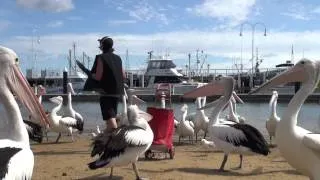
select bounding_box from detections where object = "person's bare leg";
[105,118,117,132]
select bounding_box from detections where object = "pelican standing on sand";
[250,59,320,179]
[184,76,269,171]
[48,96,84,143]
[0,46,50,179]
[63,82,84,124]
[266,90,280,144]
[194,97,209,142]
[88,105,154,180]
[176,104,195,143]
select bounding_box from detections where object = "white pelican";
[225,91,245,123]
[48,96,84,143]
[250,59,320,179]
[63,82,84,126]
[266,90,280,144]
[117,88,146,126]
[184,76,269,171]
[176,104,195,143]
[25,84,49,141]
[88,105,154,180]
[0,46,50,179]
[194,97,209,142]
[36,84,46,104]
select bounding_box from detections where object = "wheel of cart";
[144,106,175,160]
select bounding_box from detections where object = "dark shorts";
[99,96,119,120]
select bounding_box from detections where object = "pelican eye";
[300,61,305,65]
[15,58,19,64]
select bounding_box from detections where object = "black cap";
[98,36,113,50]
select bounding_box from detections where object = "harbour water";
[30,101,320,137]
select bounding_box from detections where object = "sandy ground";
[30,133,309,180]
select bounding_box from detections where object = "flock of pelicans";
[0,45,320,180]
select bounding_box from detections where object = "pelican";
[194,97,209,142]
[88,105,154,180]
[176,104,194,143]
[184,76,269,171]
[63,82,84,126]
[225,91,245,123]
[48,96,84,143]
[25,84,49,141]
[266,90,280,144]
[117,88,146,126]
[23,120,43,143]
[0,46,50,179]
[250,59,320,179]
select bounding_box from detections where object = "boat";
[130,53,206,95]
[26,68,87,94]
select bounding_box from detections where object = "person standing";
[81,36,125,131]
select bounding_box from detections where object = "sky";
[2,0,320,75]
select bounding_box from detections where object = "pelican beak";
[232,91,244,104]
[199,96,224,110]
[68,83,76,95]
[249,65,306,94]
[131,95,145,105]
[138,110,153,122]
[183,81,224,98]
[10,65,50,127]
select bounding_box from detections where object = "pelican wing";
[60,117,84,131]
[213,123,269,155]
[303,133,320,152]
[23,120,43,143]
[90,125,150,158]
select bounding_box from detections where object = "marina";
[3,0,320,179]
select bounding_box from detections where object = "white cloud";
[47,20,64,28]
[0,20,10,31]
[187,0,256,26]
[16,0,74,12]
[281,12,310,20]
[3,30,320,72]
[107,20,137,26]
[110,0,170,25]
[281,3,310,20]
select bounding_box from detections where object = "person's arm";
[122,68,126,79]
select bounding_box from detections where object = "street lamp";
[239,22,267,89]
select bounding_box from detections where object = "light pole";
[239,22,267,89]
[31,27,40,77]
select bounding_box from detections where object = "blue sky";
[2,0,320,74]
